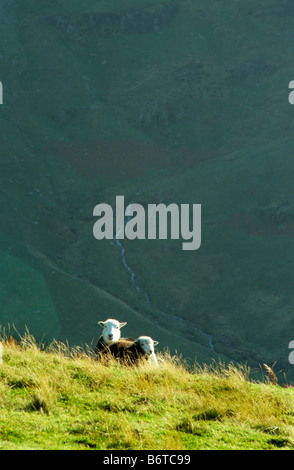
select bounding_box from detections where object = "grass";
[0,333,294,450]
[2,0,294,382]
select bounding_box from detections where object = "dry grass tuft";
[263,363,278,386]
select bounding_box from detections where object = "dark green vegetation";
[1,1,294,382]
[1,337,294,450]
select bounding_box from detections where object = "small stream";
[114,236,140,293]
[114,200,214,351]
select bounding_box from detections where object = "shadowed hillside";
[1,1,294,381]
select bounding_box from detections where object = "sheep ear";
[119,322,127,329]
[98,321,105,328]
[153,341,159,346]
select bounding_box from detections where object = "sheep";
[94,318,128,357]
[107,336,159,366]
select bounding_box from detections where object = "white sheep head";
[135,336,159,357]
[98,318,127,344]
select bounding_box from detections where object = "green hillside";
[1,1,294,382]
[0,337,294,450]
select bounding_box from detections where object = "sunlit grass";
[0,332,293,450]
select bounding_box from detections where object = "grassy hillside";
[1,0,294,385]
[0,335,294,450]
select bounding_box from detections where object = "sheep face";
[98,318,127,345]
[135,336,159,357]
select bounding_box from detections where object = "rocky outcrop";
[47,2,179,37]
[139,91,187,129]
[138,61,206,129]
[87,2,179,35]
[251,199,294,225]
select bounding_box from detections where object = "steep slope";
[1,0,294,380]
[1,340,294,450]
